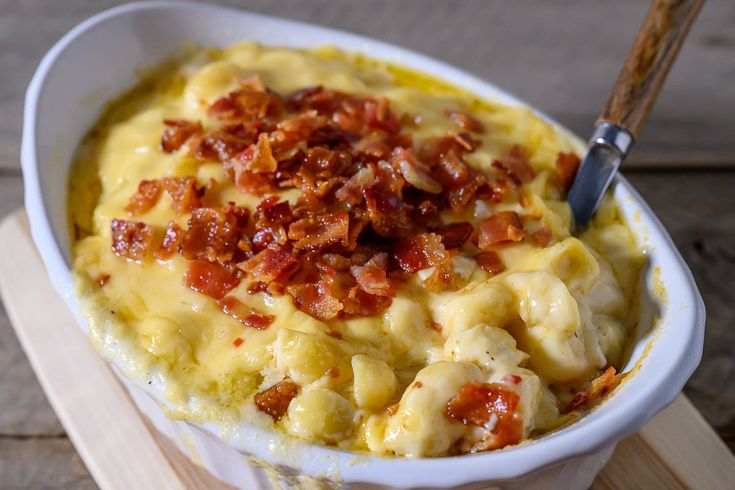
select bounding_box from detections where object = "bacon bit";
[326,330,343,339]
[435,150,470,187]
[161,176,202,215]
[288,212,349,252]
[161,119,202,153]
[239,73,267,92]
[326,367,340,379]
[350,264,396,297]
[184,259,240,300]
[277,111,326,138]
[429,322,443,332]
[445,109,485,134]
[474,251,505,275]
[503,374,523,385]
[155,221,183,260]
[111,219,154,261]
[556,152,581,193]
[96,273,110,287]
[413,381,424,389]
[180,207,244,263]
[446,380,524,452]
[531,226,552,247]
[288,281,344,321]
[492,146,535,184]
[394,233,451,274]
[233,337,244,347]
[239,245,298,284]
[565,367,622,413]
[125,180,161,215]
[254,380,299,420]
[194,124,255,162]
[364,187,414,239]
[477,212,525,249]
[208,88,283,122]
[386,403,399,416]
[436,222,473,249]
[392,147,442,194]
[341,286,392,317]
[244,133,278,173]
[335,164,376,205]
[218,296,274,329]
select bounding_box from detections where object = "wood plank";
[0,438,97,489]
[2,0,734,171]
[0,213,203,490]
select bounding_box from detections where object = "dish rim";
[21,2,705,487]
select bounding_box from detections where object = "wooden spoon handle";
[597,0,705,138]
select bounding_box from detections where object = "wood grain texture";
[2,0,735,170]
[597,0,705,137]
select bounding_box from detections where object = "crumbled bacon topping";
[565,367,622,413]
[555,152,581,193]
[531,226,552,247]
[155,221,184,260]
[109,80,576,322]
[184,259,240,300]
[111,219,154,261]
[492,145,535,185]
[445,109,485,134]
[446,380,524,452]
[125,180,161,215]
[478,212,525,249]
[254,379,299,420]
[161,119,202,153]
[218,296,274,329]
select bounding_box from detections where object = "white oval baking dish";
[21,2,705,489]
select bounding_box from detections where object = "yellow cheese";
[69,42,643,457]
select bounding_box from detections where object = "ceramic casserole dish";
[21,2,705,489]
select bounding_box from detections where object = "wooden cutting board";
[1,209,733,489]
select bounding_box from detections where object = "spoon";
[568,0,705,228]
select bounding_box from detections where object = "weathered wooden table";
[1,1,733,487]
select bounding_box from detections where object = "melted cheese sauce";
[69,43,644,457]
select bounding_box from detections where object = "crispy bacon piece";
[288,212,349,252]
[446,380,524,452]
[251,197,293,249]
[436,222,473,249]
[477,212,525,250]
[492,146,535,185]
[445,109,485,134]
[233,337,244,347]
[161,119,202,153]
[96,273,110,287]
[341,286,393,317]
[238,245,298,284]
[111,219,154,261]
[393,147,441,194]
[161,176,202,215]
[242,133,278,173]
[288,281,344,320]
[194,124,256,162]
[218,296,274,329]
[154,221,183,260]
[208,87,283,122]
[350,263,396,297]
[254,380,299,420]
[556,152,581,193]
[125,180,161,215]
[394,233,451,274]
[531,226,552,247]
[277,111,326,139]
[474,251,505,275]
[184,259,240,300]
[565,367,622,413]
[364,187,414,239]
[335,164,376,205]
[180,207,245,263]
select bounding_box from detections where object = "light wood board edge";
[2,208,734,489]
[0,211,236,490]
